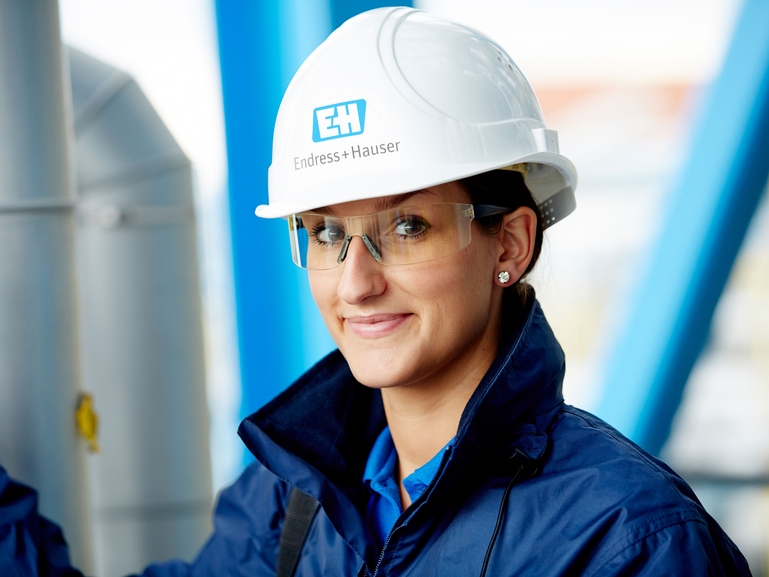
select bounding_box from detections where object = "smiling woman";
[0,5,753,577]
[220,8,748,576]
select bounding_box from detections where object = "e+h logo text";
[312,99,366,142]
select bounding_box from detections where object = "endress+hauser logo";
[312,99,366,142]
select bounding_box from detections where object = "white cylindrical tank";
[69,47,212,577]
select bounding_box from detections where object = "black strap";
[276,488,320,577]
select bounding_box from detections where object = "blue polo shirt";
[363,426,453,546]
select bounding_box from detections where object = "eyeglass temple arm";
[472,204,511,219]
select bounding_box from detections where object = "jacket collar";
[238,295,565,562]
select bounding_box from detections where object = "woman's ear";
[496,207,537,286]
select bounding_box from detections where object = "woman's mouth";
[344,313,412,338]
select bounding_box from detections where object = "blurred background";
[1,0,767,575]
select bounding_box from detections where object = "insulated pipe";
[69,48,212,577]
[0,0,92,571]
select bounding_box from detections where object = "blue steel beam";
[596,0,769,455]
[215,0,410,425]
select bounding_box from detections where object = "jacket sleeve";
[130,461,290,577]
[0,466,84,577]
[588,519,752,577]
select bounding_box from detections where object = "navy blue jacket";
[1,300,752,576]
[137,299,749,576]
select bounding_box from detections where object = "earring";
[497,271,511,284]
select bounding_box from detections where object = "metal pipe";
[0,0,92,571]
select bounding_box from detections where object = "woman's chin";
[348,364,404,389]
[344,352,415,390]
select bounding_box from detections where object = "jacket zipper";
[369,524,397,577]
[368,446,455,576]
[367,451,532,577]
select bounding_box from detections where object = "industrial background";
[0,0,767,575]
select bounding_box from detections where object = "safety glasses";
[288,203,509,270]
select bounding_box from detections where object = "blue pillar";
[330,0,409,28]
[215,0,332,421]
[215,0,412,427]
[596,0,769,455]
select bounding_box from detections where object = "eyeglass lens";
[288,203,507,270]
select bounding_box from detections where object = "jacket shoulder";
[0,466,84,577]
[537,406,751,575]
[549,405,699,504]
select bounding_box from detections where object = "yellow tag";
[75,393,99,452]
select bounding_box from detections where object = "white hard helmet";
[256,7,577,229]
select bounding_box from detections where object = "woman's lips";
[345,313,411,338]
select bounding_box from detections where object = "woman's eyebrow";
[312,190,436,216]
[373,190,434,211]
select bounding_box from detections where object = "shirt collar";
[363,426,398,492]
[364,426,455,504]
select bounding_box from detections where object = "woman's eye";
[312,224,345,244]
[394,216,429,237]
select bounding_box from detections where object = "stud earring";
[497,271,511,284]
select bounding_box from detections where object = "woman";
[0,7,751,577]
[167,8,748,576]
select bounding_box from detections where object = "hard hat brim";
[255,151,577,219]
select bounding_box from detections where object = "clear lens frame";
[288,203,508,270]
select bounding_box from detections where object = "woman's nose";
[336,236,386,304]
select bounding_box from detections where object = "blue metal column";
[596,0,769,455]
[215,0,411,424]
[214,0,330,421]
[330,0,409,27]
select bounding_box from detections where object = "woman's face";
[308,181,506,391]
